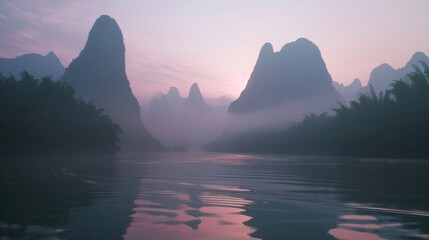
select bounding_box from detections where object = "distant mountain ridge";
[366,51,429,93]
[144,87,184,148]
[334,51,429,102]
[333,78,363,102]
[0,51,64,80]
[144,83,222,150]
[62,15,163,152]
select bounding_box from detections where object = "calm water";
[1,153,429,240]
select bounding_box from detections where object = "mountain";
[62,15,163,152]
[166,86,186,120]
[146,95,172,126]
[143,87,186,148]
[229,38,343,114]
[185,83,211,114]
[183,83,218,150]
[333,52,429,103]
[333,78,363,102]
[366,63,396,93]
[144,83,222,150]
[223,39,343,135]
[367,52,429,92]
[0,51,64,80]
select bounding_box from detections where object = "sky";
[0,0,428,105]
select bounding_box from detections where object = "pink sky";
[1,0,428,104]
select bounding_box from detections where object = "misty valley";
[1,13,429,240]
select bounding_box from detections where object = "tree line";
[206,63,429,159]
[0,72,121,156]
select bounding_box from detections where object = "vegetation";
[0,72,121,156]
[206,63,429,159]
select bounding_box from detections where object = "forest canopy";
[0,72,121,156]
[205,63,429,159]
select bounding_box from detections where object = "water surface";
[1,153,429,239]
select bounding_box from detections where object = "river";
[1,153,428,239]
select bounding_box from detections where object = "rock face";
[62,15,163,152]
[229,38,343,114]
[367,52,429,92]
[0,52,64,80]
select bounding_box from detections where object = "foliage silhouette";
[0,72,121,156]
[206,65,429,159]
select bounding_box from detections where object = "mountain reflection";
[123,153,429,240]
[124,156,256,240]
[1,154,428,240]
[0,156,118,239]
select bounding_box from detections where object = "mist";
[142,84,228,150]
[221,93,342,138]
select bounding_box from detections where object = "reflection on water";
[330,213,400,240]
[123,154,256,240]
[0,156,120,239]
[329,204,429,240]
[1,153,429,239]
[329,228,385,240]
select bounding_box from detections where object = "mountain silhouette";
[333,51,429,102]
[185,83,211,113]
[144,83,221,150]
[366,51,429,92]
[0,51,64,80]
[183,83,217,149]
[229,38,343,114]
[62,15,163,152]
[166,86,186,120]
[147,95,172,125]
[166,86,182,100]
[333,78,363,102]
[143,87,184,148]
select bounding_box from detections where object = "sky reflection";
[124,181,256,240]
[330,211,429,240]
[2,154,429,239]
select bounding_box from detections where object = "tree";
[0,72,121,156]
[205,64,429,159]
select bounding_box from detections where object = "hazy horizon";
[1,0,429,105]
